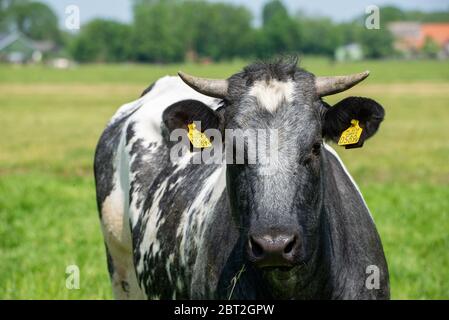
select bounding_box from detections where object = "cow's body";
[95,72,389,299]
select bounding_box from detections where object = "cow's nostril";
[283,236,296,255]
[248,233,300,268]
[249,236,264,258]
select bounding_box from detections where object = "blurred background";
[1,0,449,63]
[0,0,448,299]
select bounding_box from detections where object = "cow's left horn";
[315,71,370,97]
[178,71,228,99]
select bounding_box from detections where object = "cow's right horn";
[178,71,228,99]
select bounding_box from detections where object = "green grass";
[0,174,110,299]
[0,58,448,299]
[1,57,448,84]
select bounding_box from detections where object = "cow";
[94,57,389,300]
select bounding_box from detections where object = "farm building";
[388,22,449,58]
[0,31,55,63]
[334,43,364,62]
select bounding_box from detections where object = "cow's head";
[166,58,384,291]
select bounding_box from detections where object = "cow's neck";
[317,151,369,298]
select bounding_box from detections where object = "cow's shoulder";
[323,144,389,295]
[323,143,372,219]
[124,76,221,147]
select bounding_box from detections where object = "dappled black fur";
[242,56,299,85]
[105,245,114,278]
[322,97,385,148]
[131,144,224,298]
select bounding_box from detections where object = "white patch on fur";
[177,277,184,292]
[166,253,175,283]
[110,99,142,125]
[135,179,169,276]
[323,143,374,223]
[101,134,144,299]
[130,76,220,147]
[249,79,295,113]
[101,180,127,250]
[109,76,221,153]
[177,165,226,267]
[126,145,161,227]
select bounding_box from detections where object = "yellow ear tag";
[338,119,363,146]
[187,123,212,149]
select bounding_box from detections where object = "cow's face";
[224,64,324,270]
[168,58,384,291]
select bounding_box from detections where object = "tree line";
[71,0,398,62]
[1,0,449,63]
[1,0,61,44]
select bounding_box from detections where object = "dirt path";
[0,82,448,97]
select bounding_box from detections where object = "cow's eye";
[312,142,321,156]
[302,142,321,166]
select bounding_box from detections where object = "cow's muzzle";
[247,232,300,269]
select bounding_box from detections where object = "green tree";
[422,37,440,58]
[132,0,184,62]
[295,14,342,56]
[262,0,288,26]
[378,6,407,26]
[0,0,22,32]
[418,10,449,22]
[257,0,300,58]
[131,0,253,62]
[8,1,61,43]
[380,5,449,24]
[358,27,394,59]
[331,8,396,59]
[189,2,253,60]
[71,19,132,63]
[0,0,8,32]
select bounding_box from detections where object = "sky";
[39,0,449,29]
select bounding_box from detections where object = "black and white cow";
[94,58,389,300]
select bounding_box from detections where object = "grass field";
[0,57,448,299]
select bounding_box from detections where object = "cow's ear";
[322,97,385,148]
[162,99,223,133]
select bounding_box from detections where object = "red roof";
[419,23,449,47]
